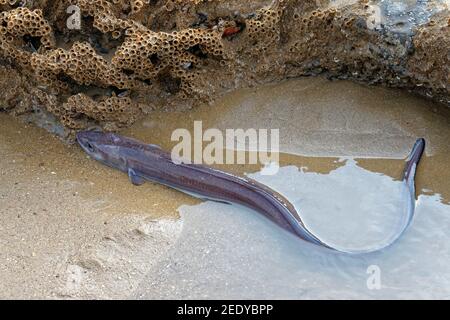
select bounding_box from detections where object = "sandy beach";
[1,77,449,299]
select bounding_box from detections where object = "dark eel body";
[77,131,425,254]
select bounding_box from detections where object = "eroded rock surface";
[0,0,448,135]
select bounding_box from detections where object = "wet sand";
[0,77,449,299]
[0,117,188,298]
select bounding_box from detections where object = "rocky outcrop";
[0,0,448,135]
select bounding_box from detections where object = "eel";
[77,131,425,254]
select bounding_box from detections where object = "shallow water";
[1,77,449,298]
[128,77,450,299]
[134,189,449,299]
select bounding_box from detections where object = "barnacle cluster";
[244,5,283,54]
[0,6,54,68]
[0,0,448,134]
[58,93,140,129]
[30,42,140,91]
[111,27,226,98]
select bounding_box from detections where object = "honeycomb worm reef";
[0,0,448,135]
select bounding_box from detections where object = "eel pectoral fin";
[128,168,146,186]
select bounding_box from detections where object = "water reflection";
[251,159,406,250]
[127,77,450,299]
[134,161,450,299]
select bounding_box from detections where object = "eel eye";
[86,142,95,152]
